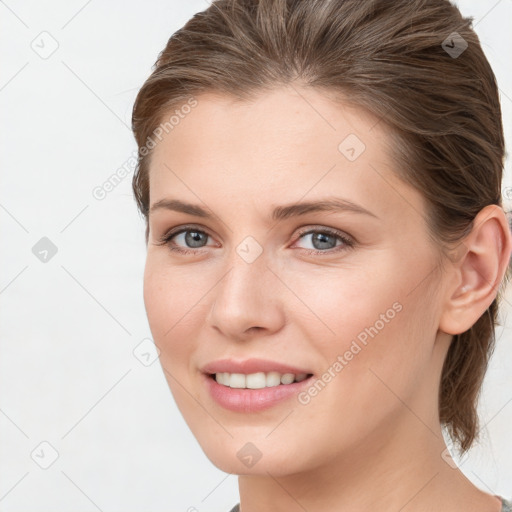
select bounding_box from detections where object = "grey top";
[228,496,512,512]
[502,497,512,512]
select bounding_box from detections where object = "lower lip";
[202,373,314,412]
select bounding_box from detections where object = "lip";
[200,358,313,376]
[202,372,315,413]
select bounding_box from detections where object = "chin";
[196,434,306,476]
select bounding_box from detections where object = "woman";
[131,1,512,510]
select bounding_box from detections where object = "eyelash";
[155,224,355,256]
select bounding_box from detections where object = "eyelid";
[293,225,354,243]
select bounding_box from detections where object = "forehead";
[152,87,384,157]
[147,86,425,225]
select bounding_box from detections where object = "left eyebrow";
[149,197,379,221]
[270,198,379,221]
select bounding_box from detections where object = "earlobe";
[438,204,512,336]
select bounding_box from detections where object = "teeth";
[214,371,310,389]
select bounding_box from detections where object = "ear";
[438,205,512,336]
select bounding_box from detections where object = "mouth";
[206,371,315,389]
[203,371,316,412]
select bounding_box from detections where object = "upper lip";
[201,358,313,375]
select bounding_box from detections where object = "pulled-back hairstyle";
[131,0,512,453]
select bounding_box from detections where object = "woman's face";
[143,86,451,475]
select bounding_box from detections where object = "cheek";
[143,259,196,336]
[289,278,436,454]
[291,257,436,398]
[143,262,168,339]
[283,255,406,347]
[143,263,203,418]
[143,260,200,372]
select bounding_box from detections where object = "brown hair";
[131,0,511,453]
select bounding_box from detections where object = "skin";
[143,86,511,512]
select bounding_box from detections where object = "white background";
[1,1,511,511]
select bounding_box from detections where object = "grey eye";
[296,231,341,251]
[176,230,209,248]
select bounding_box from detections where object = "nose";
[205,250,286,341]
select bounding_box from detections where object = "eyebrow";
[149,197,378,221]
